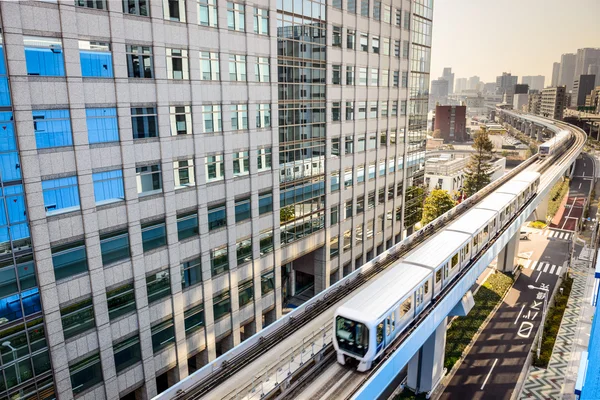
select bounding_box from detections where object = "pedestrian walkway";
[523,227,573,241]
[519,250,594,400]
[521,259,564,277]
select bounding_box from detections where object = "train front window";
[336,316,369,356]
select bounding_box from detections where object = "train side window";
[400,297,411,317]
[376,322,384,344]
[424,281,429,294]
[464,243,469,254]
[386,318,391,335]
[473,235,478,246]
[451,253,459,269]
[435,269,442,283]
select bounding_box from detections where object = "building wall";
[433,105,467,142]
[541,86,567,120]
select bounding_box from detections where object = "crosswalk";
[528,229,572,240]
[522,259,563,276]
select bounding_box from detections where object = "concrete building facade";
[551,62,560,87]
[0,0,430,399]
[442,67,454,94]
[559,53,576,91]
[541,86,567,120]
[424,154,505,193]
[521,75,545,92]
[433,105,467,142]
[572,74,597,107]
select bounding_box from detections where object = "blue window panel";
[10,223,30,243]
[42,176,80,214]
[0,46,5,76]
[0,78,9,108]
[80,51,114,78]
[93,169,124,204]
[33,109,73,149]
[4,185,27,226]
[0,152,20,182]
[25,47,65,76]
[0,287,41,324]
[86,108,118,143]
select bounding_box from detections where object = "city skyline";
[430,0,600,84]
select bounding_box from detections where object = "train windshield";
[539,146,549,155]
[336,316,369,357]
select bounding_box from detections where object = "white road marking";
[481,359,498,390]
[523,260,532,269]
[557,266,562,276]
[559,232,565,239]
[543,264,549,273]
[549,265,556,274]
[536,271,542,282]
[537,262,545,271]
[514,304,526,324]
[530,261,538,270]
[579,183,582,189]
[583,172,586,177]
[544,230,550,236]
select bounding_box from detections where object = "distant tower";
[442,67,455,94]
[551,62,561,87]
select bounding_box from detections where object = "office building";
[585,86,600,114]
[558,53,576,91]
[521,75,545,92]
[572,75,597,107]
[430,79,449,109]
[574,48,600,86]
[514,84,529,95]
[528,92,542,115]
[442,67,455,94]
[0,0,431,399]
[551,62,561,87]
[513,94,529,111]
[495,72,518,95]
[483,82,497,94]
[433,105,467,142]
[541,86,568,119]
[467,76,480,91]
[455,78,467,94]
[425,154,505,193]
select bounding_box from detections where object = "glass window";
[393,70,399,87]
[347,29,355,50]
[229,54,247,81]
[146,270,171,303]
[381,70,389,87]
[253,7,268,34]
[123,0,149,16]
[151,318,175,353]
[169,105,192,135]
[259,229,273,255]
[370,101,378,118]
[79,40,113,78]
[357,102,366,119]
[141,220,166,252]
[259,192,273,214]
[373,0,380,19]
[403,40,409,58]
[391,101,398,116]
[346,65,355,85]
[24,36,65,76]
[395,8,401,25]
[360,33,368,52]
[256,103,271,128]
[181,257,201,289]
[345,200,352,219]
[227,2,245,31]
[236,238,252,265]
[331,170,340,192]
[394,40,400,57]
[42,176,80,215]
[113,335,141,373]
[345,136,354,154]
[235,197,251,223]
[347,0,356,13]
[382,38,390,56]
[331,205,339,225]
[131,107,158,139]
[213,291,231,320]
[174,159,195,189]
[70,353,103,395]
[93,169,124,205]
[332,102,341,122]
[100,230,130,266]
[257,148,272,171]
[332,26,342,47]
[383,5,391,23]
[211,245,229,276]
[255,56,270,82]
[76,0,106,9]
[200,51,220,81]
[52,241,88,280]
[369,133,377,149]
[106,283,136,320]
[332,0,341,9]
[370,68,378,86]
[198,0,217,26]
[233,151,250,176]
[184,304,204,335]
[404,10,411,29]
[33,109,72,149]
[344,168,353,187]
[164,0,185,21]
[231,104,248,130]
[61,298,95,339]
[203,105,222,132]
[238,279,253,307]
[402,71,408,88]
[208,203,227,230]
[136,164,162,196]
[177,212,198,240]
[381,101,388,117]
[86,107,118,143]
[166,48,189,79]
[360,0,368,16]
[358,67,367,86]
[357,134,366,152]
[332,65,341,84]
[372,36,379,53]
[261,270,274,295]
[401,100,407,115]
[330,236,339,257]
[343,230,351,251]
[126,44,153,78]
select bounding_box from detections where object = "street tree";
[421,189,456,225]
[463,126,495,197]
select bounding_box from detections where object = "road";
[439,230,574,400]
[553,153,593,231]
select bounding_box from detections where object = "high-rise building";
[442,67,455,94]
[430,79,449,109]
[572,75,597,107]
[585,86,600,114]
[551,62,561,87]
[0,0,431,399]
[455,78,467,94]
[513,94,529,111]
[514,84,529,94]
[483,82,497,94]
[521,75,545,92]
[496,72,518,95]
[528,92,542,115]
[467,76,480,91]
[541,86,568,119]
[558,53,577,91]
[574,48,600,86]
[433,105,467,142]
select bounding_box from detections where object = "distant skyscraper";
[455,78,467,93]
[559,53,577,91]
[514,84,529,94]
[496,72,518,95]
[430,79,449,109]
[572,75,597,107]
[574,48,600,86]
[442,67,455,94]
[521,76,545,92]
[483,82,497,94]
[551,62,561,87]
[467,76,480,91]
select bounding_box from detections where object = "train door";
[385,312,396,344]
[443,261,450,285]
[415,285,425,315]
[433,268,442,296]
[460,243,470,269]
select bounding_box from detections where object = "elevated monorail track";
[164,118,586,400]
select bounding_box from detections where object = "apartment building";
[0,0,431,399]
[541,86,567,120]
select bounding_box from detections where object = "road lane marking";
[537,262,545,271]
[536,271,542,282]
[543,264,549,273]
[557,266,562,276]
[544,230,550,236]
[579,183,582,189]
[514,304,526,324]
[523,260,532,269]
[481,359,498,390]
[559,232,565,239]
[549,265,556,274]
[530,261,538,270]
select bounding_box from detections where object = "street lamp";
[2,341,19,385]
[528,285,549,359]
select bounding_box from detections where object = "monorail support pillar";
[537,126,543,142]
[497,229,520,273]
[534,194,550,223]
[406,317,447,394]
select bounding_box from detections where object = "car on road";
[520,231,531,240]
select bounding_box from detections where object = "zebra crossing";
[529,229,572,240]
[521,259,563,276]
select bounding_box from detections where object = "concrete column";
[497,229,519,273]
[407,317,447,394]
[314,245,330,293]
[535,192,551,222]
[537,126,543,141]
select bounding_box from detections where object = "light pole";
[2,341,19,384]
[528,285,549,359]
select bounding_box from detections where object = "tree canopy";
[463,127,495,197]
[421,189,456,225]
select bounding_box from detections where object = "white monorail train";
[539,129,571,158]
[333,171,541,371]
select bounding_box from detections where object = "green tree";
[463,127,495,197]
[404,186,425,228]
[421,189,456,225]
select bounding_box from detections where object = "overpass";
[157,115,586,400]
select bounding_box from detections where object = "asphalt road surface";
[553,153,593,231]
[440,230,574,400]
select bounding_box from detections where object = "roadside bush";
[529,220,547,229]
[547,179,570,219]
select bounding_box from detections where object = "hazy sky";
[430,0,600,84]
